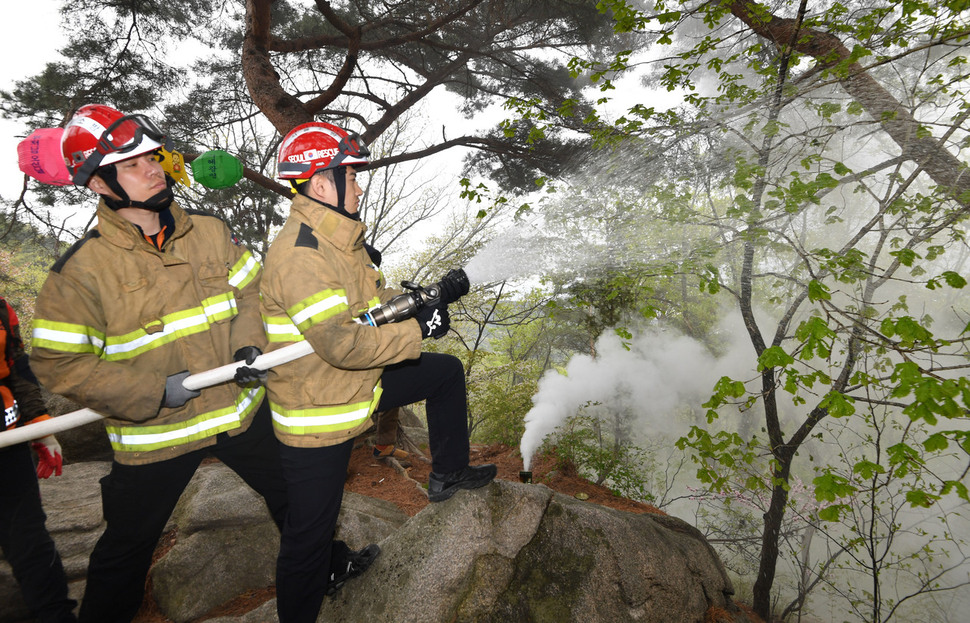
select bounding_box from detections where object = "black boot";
[427,464,497,502]
[326,543,381,596]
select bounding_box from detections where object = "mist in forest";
[519,312,753,470]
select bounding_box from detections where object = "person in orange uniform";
[0,295,76,622]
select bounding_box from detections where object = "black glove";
[162,370,201,408]
[437,268,469,305]
[363,242,382,268]
[233,346,268,385]
[415,304,450,339]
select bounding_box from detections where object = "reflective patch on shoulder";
[51,230,101,274]
[295,223,318,249]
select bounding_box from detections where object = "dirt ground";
[131,442,662,622]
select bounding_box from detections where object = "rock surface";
[1,461,754,623]
[0,461,408,623]
[318,479,748,623]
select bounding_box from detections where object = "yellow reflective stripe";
[105,386,265,453]
[270,384,382,436]
[287,289,348,332]
[228,251,260,290]
[32,320,106,356]
[103,293,237,361]
[262,314,306,343]
[355,297,383,317]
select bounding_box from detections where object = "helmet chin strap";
[98,165,176,212]
[332,166,347,211]
[295,166,361,221]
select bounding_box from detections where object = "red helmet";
[277,122,370,179]
[61,104,169,185]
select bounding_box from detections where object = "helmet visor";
[329,131,370,169]
[97,114,167,155]
[74,114,170,185]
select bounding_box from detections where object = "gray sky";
[0,2,65,200]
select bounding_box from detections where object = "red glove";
[31,435,63,479]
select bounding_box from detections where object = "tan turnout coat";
[30,201,266,465]
[260,194,421,448]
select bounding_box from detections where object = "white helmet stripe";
[67,116,108,141]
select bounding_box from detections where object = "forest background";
[1,2,968,622]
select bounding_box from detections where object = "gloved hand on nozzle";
[437,268,469,305]
[416,305,450,339]
[233,345,268,386]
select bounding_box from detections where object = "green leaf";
[853,459,886,479]
[923,433,949,452]
[833,162,852,175]
[941,271,967,288]
[814,471,856,502]
[795,317,836,359]
[818,505,843,522]
[891,248,920,267]
[808,280,831,302]
[820,391,855,418]
[906,489,939,508]
[757,346,795,371]
[941,480,969,501]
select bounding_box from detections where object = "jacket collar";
[96,200,193,251]
[290,194,365,253]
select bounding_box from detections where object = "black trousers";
[0,442,77,623]
[275,352,470,623]
[78,398,288,623]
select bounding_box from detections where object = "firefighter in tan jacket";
[28,104,289,623]
[263,121,496,623]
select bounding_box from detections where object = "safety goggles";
[74,114,172,185]
[324,131,372,171]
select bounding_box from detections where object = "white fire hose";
[0,341,314,449]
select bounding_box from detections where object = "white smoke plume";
[520,319,752,469]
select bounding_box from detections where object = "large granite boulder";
[151,461,409,622]
[316,479,754,623]
[2,463,754,623]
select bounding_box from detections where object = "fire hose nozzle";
[356,267,470,327]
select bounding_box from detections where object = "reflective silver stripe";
[32,326,105,352]
[104,298,237,357]
[228,253,259,289]
[203,297,237,318]
[105,314,203,356]
[106,387,263,450]
[290,293,347,327]
[270,404,373,429]
[107,412,243,447]
[264,318,303,340]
